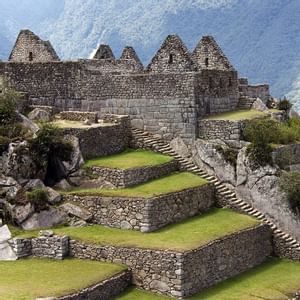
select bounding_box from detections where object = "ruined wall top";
[191,36,235,71]
[147,35,196,73]
[93,44,115,60]
[9,29,60,63]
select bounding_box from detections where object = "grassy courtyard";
[51,208,259,251]
[115,258,300,300]
[0,258,126,300]
[83,149,174,170]
[64,172,208,198]
[205,109,268,121]
[52,119,113,128]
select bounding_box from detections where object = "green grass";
[205,109,268,121]
[192,258,300,300]
[52,119,113,128]
[0,258,126,300]
[83,149,174,170]
[64,172,208,198]
[52,208,259,251]
[116,258,300,300]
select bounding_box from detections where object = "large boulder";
[2,141,38,180]
[60,203,92,221]
[0,225,17,261]
[236,147,300,240]
[9,202,34,225]
[28,108,51,122]
[46,187,62,205]
[251,98,269,112]
[62,135,84,175]
[21,208,67,230]
[191,139,237,186]
[17,113,39,135]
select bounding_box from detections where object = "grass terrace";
[51,208,259,251]
[116,258,300,300]
[83,149,174,170]
[205,109,268,121]
[63,172,208,198]
[51,119,114,129]
[0,258,126,300]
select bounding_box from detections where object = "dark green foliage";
[25,188,49,212]
[0,83,21,125]
[0,136,11,154]
[279,172,300,211]
[278,97,293,112]
[0,123,28,140]
[215,145,238,167]
[246,143,273,168]
[29,123,73,169]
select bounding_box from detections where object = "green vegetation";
[0,258,126,300]
[116,259,300,300]
[244,118,300,167]
[83,149,174,170]
[51,209,259,251]
[29,123,73,169]
[52,119,112,128]
[0,81,21,125]
[278,97,293,112]
[64,172,208,198]
[115,287,172,300]
[205,109,267,121]
[215,145,238,167]
[25,188,49,212]
[279,171,300,211]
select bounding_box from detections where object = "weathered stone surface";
[191,139,236,186]
[10,202,34,224]
[17,112,39,134]
[251,98,269,112]
[21,208,67,230]
[24,179,45,191]
[0,225,17,261]
[28,108,51,122]
[46,187,62,204]
[60,203,92,221]
[54,179,72,191]
[64,184,214,232]
[2,141,38,180]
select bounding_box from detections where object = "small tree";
[0,81,22,125]
[278,97,293,112]
[244,119,280,167]
[279,171,300,213]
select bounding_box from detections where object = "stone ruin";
[0,29,271,144]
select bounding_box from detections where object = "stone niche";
[69,224,272,298]
[64,183,215,232]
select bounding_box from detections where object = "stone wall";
[198,119,245,140]
[10,235,69,260]
[31,235,69,260]
[9,30,59,62]
[60,116,130,159]
[180,224,272,297]
[56,271,131,300]
[273,235,300,261]
[0,60,239,143]
[64,183,215,232]
[239,78,270,102]
[69,224,272,297]
[59,111,98,123]
[87,160,178,188]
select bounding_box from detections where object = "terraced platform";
[0,258,129,300]
[204,109,268,121]
[116,258,300,300]
[63,172,214,232]
[48,208,272,297]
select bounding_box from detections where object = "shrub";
[215,145,238,167]
[0,123,28,140]
[0,136,11,154]
[29,123,73,169]
[0,83,22,125]
[279,171,300,211]
[278,97,293,111]
[25,188,49,212]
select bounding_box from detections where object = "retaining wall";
[87,160,178,188]
[64,183,215,232]
[69,224,272,298]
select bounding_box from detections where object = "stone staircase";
[237,95,256,109]
[130,127,300,260]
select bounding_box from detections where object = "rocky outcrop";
[28,108,51,122]
[251,98,269,112]
[0,225,17,260]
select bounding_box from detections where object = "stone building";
[0,30,270,143]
